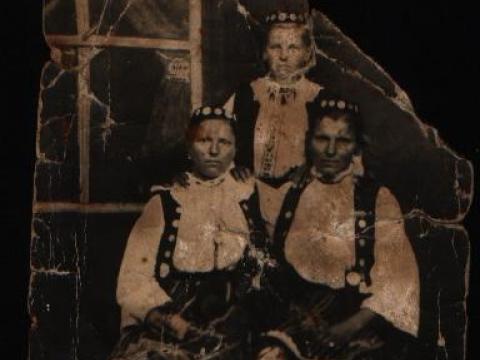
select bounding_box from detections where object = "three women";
[113,10,423,360]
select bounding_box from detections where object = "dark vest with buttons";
[233,82,260,171]
[273,175,380,289]
[151,187,266,297]
[232,79,320,176]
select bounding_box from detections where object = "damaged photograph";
[31,1,474,359]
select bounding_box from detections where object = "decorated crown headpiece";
[318,98,360,114]
[264,11,310,25]
[307,94,361,126]
[191,105,237,124]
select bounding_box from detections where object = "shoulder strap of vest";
[239,185,267,249]
[233,82,260,170]
[151,190,181,293]
[352,176,380,286]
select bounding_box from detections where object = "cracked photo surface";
[31,1,474,359]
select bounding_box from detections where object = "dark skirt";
[252,265,424,360]
[109,271,255,360]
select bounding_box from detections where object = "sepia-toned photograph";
[28,1,476,359]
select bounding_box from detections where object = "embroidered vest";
[152,188,267,298]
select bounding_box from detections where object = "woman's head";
[263,13,315,83]
[186,106,237,180]
[306,97,363,180]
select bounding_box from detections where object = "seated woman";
[110,106,266,360]
[255,95,422,360]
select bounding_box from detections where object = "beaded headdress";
[264,11,310,25]
[318,97,360,114]
[306,94,362,129]
[190,105,237,124]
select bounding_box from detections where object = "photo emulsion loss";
[31,1,473,360]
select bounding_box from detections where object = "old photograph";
[30,1,474,359]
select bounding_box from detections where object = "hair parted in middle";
[305,92,366,162]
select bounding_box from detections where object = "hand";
[172,172,189,188]
[165,314,191,340]
[146,310,191,340]
[231,166,253,182]
[288,164,309,187]
[257,346,288,360]
[317,309,376,356]
[324,319,359,348]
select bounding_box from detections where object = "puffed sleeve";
[116,195,172,328]
[360,187,420,337]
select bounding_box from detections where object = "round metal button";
[346,271,362,286]
[358,219,367,229]
[159,263,170,278]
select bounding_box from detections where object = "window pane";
[89,48,191,203]
[89,0,190,40]
[44,0,78,35]
[36,63,80,202]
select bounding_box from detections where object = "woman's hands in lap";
[257,346,288,360]
[146,310,191,340]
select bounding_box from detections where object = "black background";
[3,0,479,359]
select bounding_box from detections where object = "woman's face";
[310,115,357,179]
[189,119,236,180]
[265,24,310,83]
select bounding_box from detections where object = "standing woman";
[110,106,265,360]
[225,10,323,181]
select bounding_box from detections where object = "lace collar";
[264,74,311,105]
[186,163,235,188]
[187,172,227,187]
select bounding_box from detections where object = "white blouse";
[116,172,255,327]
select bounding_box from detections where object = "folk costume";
[225,11,323,180]
[257,163,422,360]
[111,107,266,360]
